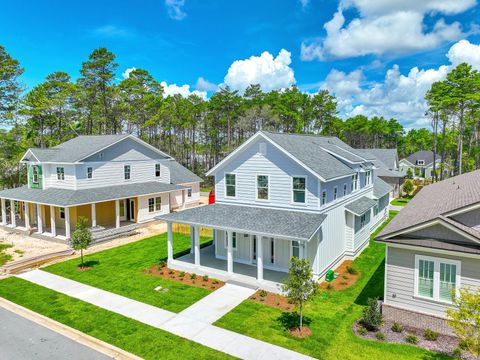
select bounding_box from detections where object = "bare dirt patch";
[289,326,312,338]
[319,260,360,290]
[249,290,293,311]
[145,265,224,291]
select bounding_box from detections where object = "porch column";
[299,241,306,259]
[24,202,30,230]
[1,198,6,225]
[115,200,120,228]
[50,205,56,237]
[182,189,186,209]
[65,207,71,239]
[11,200,16,227]
[91,203,96,227]
[190,226,195,254]
[36,203,42,233]
[194,225,200,267]
[257,235,263,281]
[167,222,173,262]
[227,230,233,274]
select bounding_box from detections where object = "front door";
[252,235,257,264]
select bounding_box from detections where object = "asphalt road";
[0,307,112,360]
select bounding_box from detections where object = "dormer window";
[365,170,371,185]
[32,165,39,184]
[417,160,425,165]
[155,164,161,177]
[351,173,359,191]
[56,167,65,180]
[124,165,131,180]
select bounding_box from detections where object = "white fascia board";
[381,242,480,260]
[20,149,40,163]
[320,147,363,165]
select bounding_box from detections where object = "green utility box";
[325,269,335,282]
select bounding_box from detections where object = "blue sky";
[2,0,480,128]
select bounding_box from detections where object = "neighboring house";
[0,135,202,242]
[158,131,391,292]
[376,170,480,335]
[358,148,404,198]
[399,150,445,179]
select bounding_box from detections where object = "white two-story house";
[159,131,391,292]
[0,134,202,242]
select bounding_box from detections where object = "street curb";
[0,297,143,360]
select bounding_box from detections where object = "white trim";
[320,146,364,165]
[255,174,270,202]
[444,202,480,218]
[384,245,389,305]
[384,242,480,260]
[20,149,41,163]
[224,172,237,199]
[290,239,300,259]
[333,186,338,201]
[321,189,327,206]
[291,175,307,205]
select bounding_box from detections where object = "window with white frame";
[415,256,460,303]
[225,173,236,197]
[187,188,192,198]
[417,160,425,165]
[365,170,371,185]
[292,240,300,258]
[148,198,155,212]
[87,167,93,179]
[124,165,131,180]
[56,167,65,180]
[155,196,161,211]
[224,231,237,249]
[155,164,161,177]
[292,177,306,203]
[59,207,65,219]
[256,175,269,200]
[32,165,39,184]
[333,186,338,200]
[351,173,359,191]
[343,183,347,196]
[373,205,379,216]
[360,213,367,229]
[321,190,327,205]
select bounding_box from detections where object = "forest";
[1,45,479,188]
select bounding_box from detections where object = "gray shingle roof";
[157,203,327,241]
[261,132,371,180]
[405,150,440,166]
[377,237,480,255]
[345,196,377,216]
[367,149,398,170]
[166,161,203,185]
[373,177,392,199]
[377,170,480,239]
[0,182,185,207]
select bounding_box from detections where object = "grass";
[0,243,13,266]
[390,197,412,206]
[214,211,451,360]
[0,277,231,360]
[44,232,213,313]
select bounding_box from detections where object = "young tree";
[447,287,480,359]
[282,257,318,332]
[403,179,414,197]
[71,216,92,268]
[406,168,414,179]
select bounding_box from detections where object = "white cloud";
[447,39,480,70]
[122,67,136,79]
[299,0,309,9]
[223,49,296,93]
[165,0,186,20]
[160,81,206,99]
[301,0,474,60]
[196,77,218,92]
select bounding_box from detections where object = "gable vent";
[259,142,267,156]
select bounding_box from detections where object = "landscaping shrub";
[202,275,209,282]
[423,329,439,341]
[360,298,383,331]
[190,273,197,279]
[375,332,386,341]
[179,271,185,278]
[212,279,219,285]
[168,269,174,275]
[326,283,333,290]
[259,290,267,298]
[405,334,418,344]
[158,260,167,268]
[452,347,462,358]
[391,322,404,333]
[459,339,471,350]
[357,326,367,336]
[346,266,358,275]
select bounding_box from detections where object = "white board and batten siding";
[170,182,200,209]
[385,246,480,318]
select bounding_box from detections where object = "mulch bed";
[289,326,312,338]
[249,290,293,311]
[353,320,473,359]
[145,265,224,291]
[76,266,92,272]
[319,260,360,290]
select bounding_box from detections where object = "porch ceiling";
[0,182,185,207]
[157,203,326,241]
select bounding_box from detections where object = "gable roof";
[405,150,440,166]
[366,149,398,170]
[345,196,377,216]
[166,161,203,185]
[21,135,171,163]
[373,177,392,199]
[377,170,480,241]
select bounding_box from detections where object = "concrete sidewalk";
[17,270,313,360]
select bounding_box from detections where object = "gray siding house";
[399,150,447,179]
[376,170,480,334]
[159,131,392,293]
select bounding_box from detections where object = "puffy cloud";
[196,77,218,92]
[447,39,480,70]
[301,0,473,60]
[122,67,136,79]
[165,0,186,20]
[223,49,296,92]
[160,81,207,99]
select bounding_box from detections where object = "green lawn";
[0,277,231,360]
[44,232,212,313]
[214,211,451,360]
[390,197,412,206]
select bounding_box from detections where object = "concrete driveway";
[0,306,111,360]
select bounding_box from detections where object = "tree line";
[0,45,479,188]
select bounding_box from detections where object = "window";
[148,197,161,213]
[124,165,131,180]
[155,197,161,211]
[119,200,125,217]
[292,241,300,258]
[155,164,161,177]
[225,173,236,197]
[32,165,39,184]
[365,170,371,185]
[373,205,379,216]
[270,238,275,263]
[292,177,306,203]
[87,167,93,179]
[321,190,327,205]
[256,175,269,200]
[224,231,237,249]
[415,256,460,303]
[187,188,192,198]
[343,183,347,196]
[59,207,65,219]
[333,187,338,200]
[351,173,359,191]
[360,213,367,229]
[56,167,65,180]
[148,198,155,213]
[417,160,425,165]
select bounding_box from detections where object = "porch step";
[90,223,139,243]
